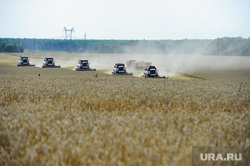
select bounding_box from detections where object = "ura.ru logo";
[200,153,242,161]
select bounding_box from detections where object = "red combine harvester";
[126,60,152,70]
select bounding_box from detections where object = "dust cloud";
[41,53,250,78]
[2,52,250,78]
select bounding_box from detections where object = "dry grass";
[0,64,249,166]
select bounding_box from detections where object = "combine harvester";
[17,56,35,66]
[126,60,151,70]
[112,63,133,75]
[42,58,61,68]
[143,66,166,78]
[75,60,96,71]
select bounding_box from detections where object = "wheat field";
[0,55,250,165]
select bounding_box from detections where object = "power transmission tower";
[62,27,75,39]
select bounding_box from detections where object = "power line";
[62,27,75,39]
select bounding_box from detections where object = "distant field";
[0,53,250,165]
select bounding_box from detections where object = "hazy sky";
[1,0,249,39]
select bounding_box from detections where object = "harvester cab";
[143,66,165,78]
[76,60,96,71]
[42,57,60,68]
[112,63,133,75]
[17,56,35,66]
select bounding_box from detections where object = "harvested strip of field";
[187,69,250,81]
[0,64,249,166]
[0,53,19,66]
[4,53,250,80]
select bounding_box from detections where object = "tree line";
[0,38,211,54]
[203,37,250,56]
[0,37,249,56]
[0,43,24,53]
